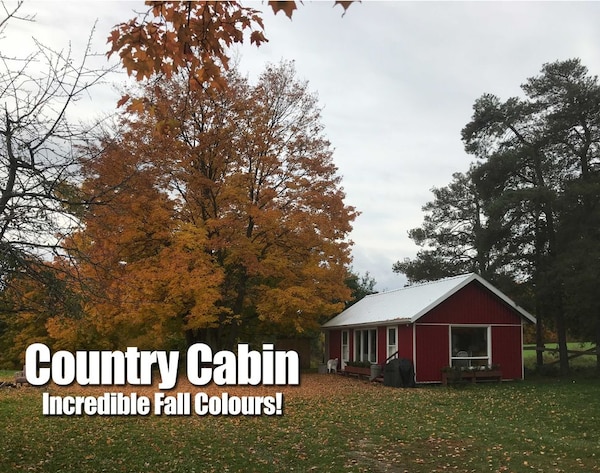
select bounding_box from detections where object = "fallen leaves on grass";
[1,375,599,472]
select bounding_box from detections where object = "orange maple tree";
[108,1,356,92]
[0,274,61,366]
[54,129,224,349]
[64,61,356,350]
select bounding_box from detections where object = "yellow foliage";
[48,61,357,349]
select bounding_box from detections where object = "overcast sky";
[7,1,600,291]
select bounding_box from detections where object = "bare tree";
[0,2,113,289]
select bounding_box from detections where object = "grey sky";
[236,1,600,290]
[7,1,600,291]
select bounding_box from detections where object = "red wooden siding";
[414,324,449,382]
[376,324,414,365]
[419,282,522,325]
[328,330,341,361]
[492,325,523,380]
[397,324,413,360]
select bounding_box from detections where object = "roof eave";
[408,273,478,324]
[407,273,537,325]
[322,318,412,330]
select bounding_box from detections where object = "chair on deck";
[15,366,27,387]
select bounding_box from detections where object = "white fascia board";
[409,273,477,323]
[322,318,412,330]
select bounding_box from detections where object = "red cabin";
[322,273,536,383]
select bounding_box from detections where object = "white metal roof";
[322,273,536,329]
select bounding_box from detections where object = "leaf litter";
[0,374,599,472]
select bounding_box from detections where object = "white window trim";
[387,326,398,360]
[341,330,349,370]
[449,325,492,367]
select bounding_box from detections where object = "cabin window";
[450,326,490,367]
[354,328,377,363]
[341,330,349,366]
[387,327,398,360]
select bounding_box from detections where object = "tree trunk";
[556,309,570,376]
[535,306,545,368]
[596,320,600,376]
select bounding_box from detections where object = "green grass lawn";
[1,374,599,472]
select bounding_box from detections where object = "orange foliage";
[108,1,267,90]
[0,271,79,365]
[65,61,356,349]
[108,1,356,94]
[61,133,225,349]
